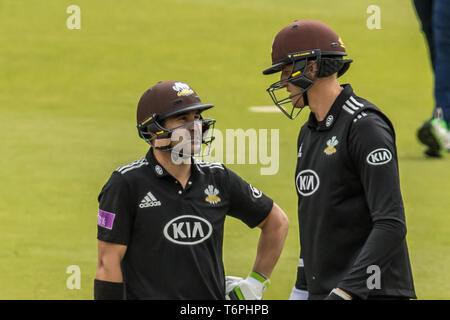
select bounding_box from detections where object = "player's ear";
[305,60,318,79]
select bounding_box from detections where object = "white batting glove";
[289,286,309,300]
[225,276,243,300]
[226,271,270,300]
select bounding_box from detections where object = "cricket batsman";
[94,80,289,299]
[263,20,416,300]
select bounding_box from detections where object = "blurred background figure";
[414,0,450,157]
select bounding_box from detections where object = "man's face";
[280,64,304,108]
[154,110,203,155]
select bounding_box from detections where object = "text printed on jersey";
[296,169,320,196]
[163,215,213,245]
[366,148,392,165]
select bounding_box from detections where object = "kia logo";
[296,169,320,196]
[366,148,392,165]
[163,215,212,245]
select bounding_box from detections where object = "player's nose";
[279,78,290,90]
[187,120,202,136]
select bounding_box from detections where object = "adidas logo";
[139,192,162,208]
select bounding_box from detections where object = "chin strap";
[302,91,309,107]
[152,145,172,152]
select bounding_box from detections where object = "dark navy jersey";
[294,84,416,300]
[97,149,273,299]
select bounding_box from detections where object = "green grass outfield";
[1,0,449,299]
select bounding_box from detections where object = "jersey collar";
[146,149,170,178]
[145,148,202,179]
[307,84,354,131]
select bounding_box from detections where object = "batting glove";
[324,288,352,300]
[289,286,309,300]
[226,271,270,300]
[225,276,243,299]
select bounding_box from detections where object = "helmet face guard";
[266,50,321,120]
[137,114,216,159]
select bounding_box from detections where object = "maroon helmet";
[263,20,352,119]
[136,81,215,151]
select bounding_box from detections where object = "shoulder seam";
[194,159,225,170]
[115,158,148,174]
[342,95,365,115]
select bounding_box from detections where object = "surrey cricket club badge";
[204,185,221,205]
[172,82,194,97]
[324,136,338,155]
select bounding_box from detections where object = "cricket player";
[94,80,289,299]
[263,20,416,300]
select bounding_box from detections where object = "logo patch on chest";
[324,136,339,155]
[139,192,162,208]
[163,215,213,245]
[296,169,320,196]
[204,185,221,204]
